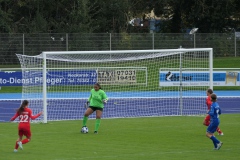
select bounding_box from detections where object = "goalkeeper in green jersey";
[82,83,108,134]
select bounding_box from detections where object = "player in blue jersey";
[206,93,223,150]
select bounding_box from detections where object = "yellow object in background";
[225,71,238,85]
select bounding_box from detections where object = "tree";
[0,0,97,33]
[135,0,240,33]
[187,0,238,33]
[88,0,129,33]
[0,0,239,33]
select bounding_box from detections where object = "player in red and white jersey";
[10,100,43,152]
[203,89,223,135]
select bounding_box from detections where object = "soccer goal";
[16,49,213,123]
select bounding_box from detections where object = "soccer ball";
[81,126,88,133]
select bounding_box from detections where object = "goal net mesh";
[16,49,211,122]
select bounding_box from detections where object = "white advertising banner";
[159,70,240,86]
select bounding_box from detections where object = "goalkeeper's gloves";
[102,99,108,104]
[84,101,89,109]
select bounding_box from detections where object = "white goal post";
[17,48,213,123]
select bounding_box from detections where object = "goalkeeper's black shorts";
[89,106,103,111]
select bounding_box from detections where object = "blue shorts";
[207,123,219,134]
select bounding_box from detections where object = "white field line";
[1,96,240,101]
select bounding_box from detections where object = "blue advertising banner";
[0,70,97,86]
[159,70,240,86]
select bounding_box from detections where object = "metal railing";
[0,33,239,66]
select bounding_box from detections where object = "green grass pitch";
[1,114,240,160]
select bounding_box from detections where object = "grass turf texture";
[1,114,240,160]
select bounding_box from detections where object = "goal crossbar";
[41,48,213,55]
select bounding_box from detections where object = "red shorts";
[204,114,210,122]
[18,126,31,138]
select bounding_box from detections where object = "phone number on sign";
[116,75,136,81]
[115,70,136,76]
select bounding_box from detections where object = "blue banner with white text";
[0,70,97,86]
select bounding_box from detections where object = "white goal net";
[17,49,213,123]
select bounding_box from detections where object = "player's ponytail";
[17,100,29,114]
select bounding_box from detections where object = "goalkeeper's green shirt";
[88,89,108,108]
